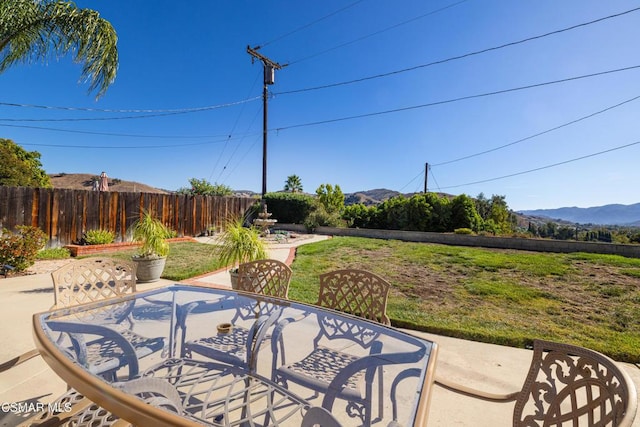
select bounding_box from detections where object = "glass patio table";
[32,284,438,426]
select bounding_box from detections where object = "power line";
[275,64,640,131]
[288,0,470,65]
[439,140,640,190]
[216,106,262,184]
[399,168,424,192]
[210,70,261,182]
[0,122,258,139]
[19,137,235,149]
[0,96,261,114]
[429,167,441,192]
[276,6,640,96]
[13,65,638,139]
[431,93,640,167]
[258,0,366,48]
[219,135,263,185]
[0,97,261,122]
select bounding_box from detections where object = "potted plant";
[130,210,171,283]
[216,216,267,289]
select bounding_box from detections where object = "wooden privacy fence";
[0,187,256,248]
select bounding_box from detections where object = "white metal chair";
[235,258,292,298]
[49,257,164,380]
[317,269,391,325]
[435,339,638,427]
[271,269,392,426]
[1,257,146,374]
[51,257,138,309]
[183,259,291,366]
[3,258,165,427]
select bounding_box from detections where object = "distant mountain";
[345,188,455,206]
[345,189,407,206]
[518,203,640,226]
[49,173,168,194]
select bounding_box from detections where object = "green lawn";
[287,237,640,363]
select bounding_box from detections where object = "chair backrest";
[51,257,137,309]
[317,269,391,325]
[514,340,638,427]
[237,259,292,299]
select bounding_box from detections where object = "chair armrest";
[269,312,311,370]
[321,340,430,411]
[246,309,283,371]
[434,375,520,402]
[46,321,140,379]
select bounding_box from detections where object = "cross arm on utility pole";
[247,45,284,71]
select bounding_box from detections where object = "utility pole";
[246,45,284,204]
[424,162,429,193]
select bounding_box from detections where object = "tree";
[450,194,481,231]
[476,194,515,234]
[0,0,118,98]
[315,183,344,214]
[475,192,491,220]
[423,192,451,232]
[283,175,303,193]
[176,178,232,196]
[0,138,51,187]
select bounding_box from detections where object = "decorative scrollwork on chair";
[435,339,638,427]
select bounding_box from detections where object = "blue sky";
[1,0,639,211]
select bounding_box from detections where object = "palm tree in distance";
[0,0,118,98]
[284,175,303,193]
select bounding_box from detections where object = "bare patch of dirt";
[1,259,75,278]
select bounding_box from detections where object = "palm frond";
[0,0,118,98]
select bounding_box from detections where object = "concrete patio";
[1,234,638,426]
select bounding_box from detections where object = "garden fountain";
[253,203,277,236]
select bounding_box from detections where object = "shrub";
[264,192,314,224]
[304,204,344,232]
[343,203,374,228]
[0,226,47,271]
[454,228,474,235]
[216,216,267,269]
[130,210,172,258]
[84,229,115,245]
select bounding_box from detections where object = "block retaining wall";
[276,224,640,258]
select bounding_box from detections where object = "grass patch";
[461,279,551,301]
[621,268,640,278]
[288,237,640,362]
[37,247,71,259]
[107,242,224,281]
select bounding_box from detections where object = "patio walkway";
[1,233,639,426]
